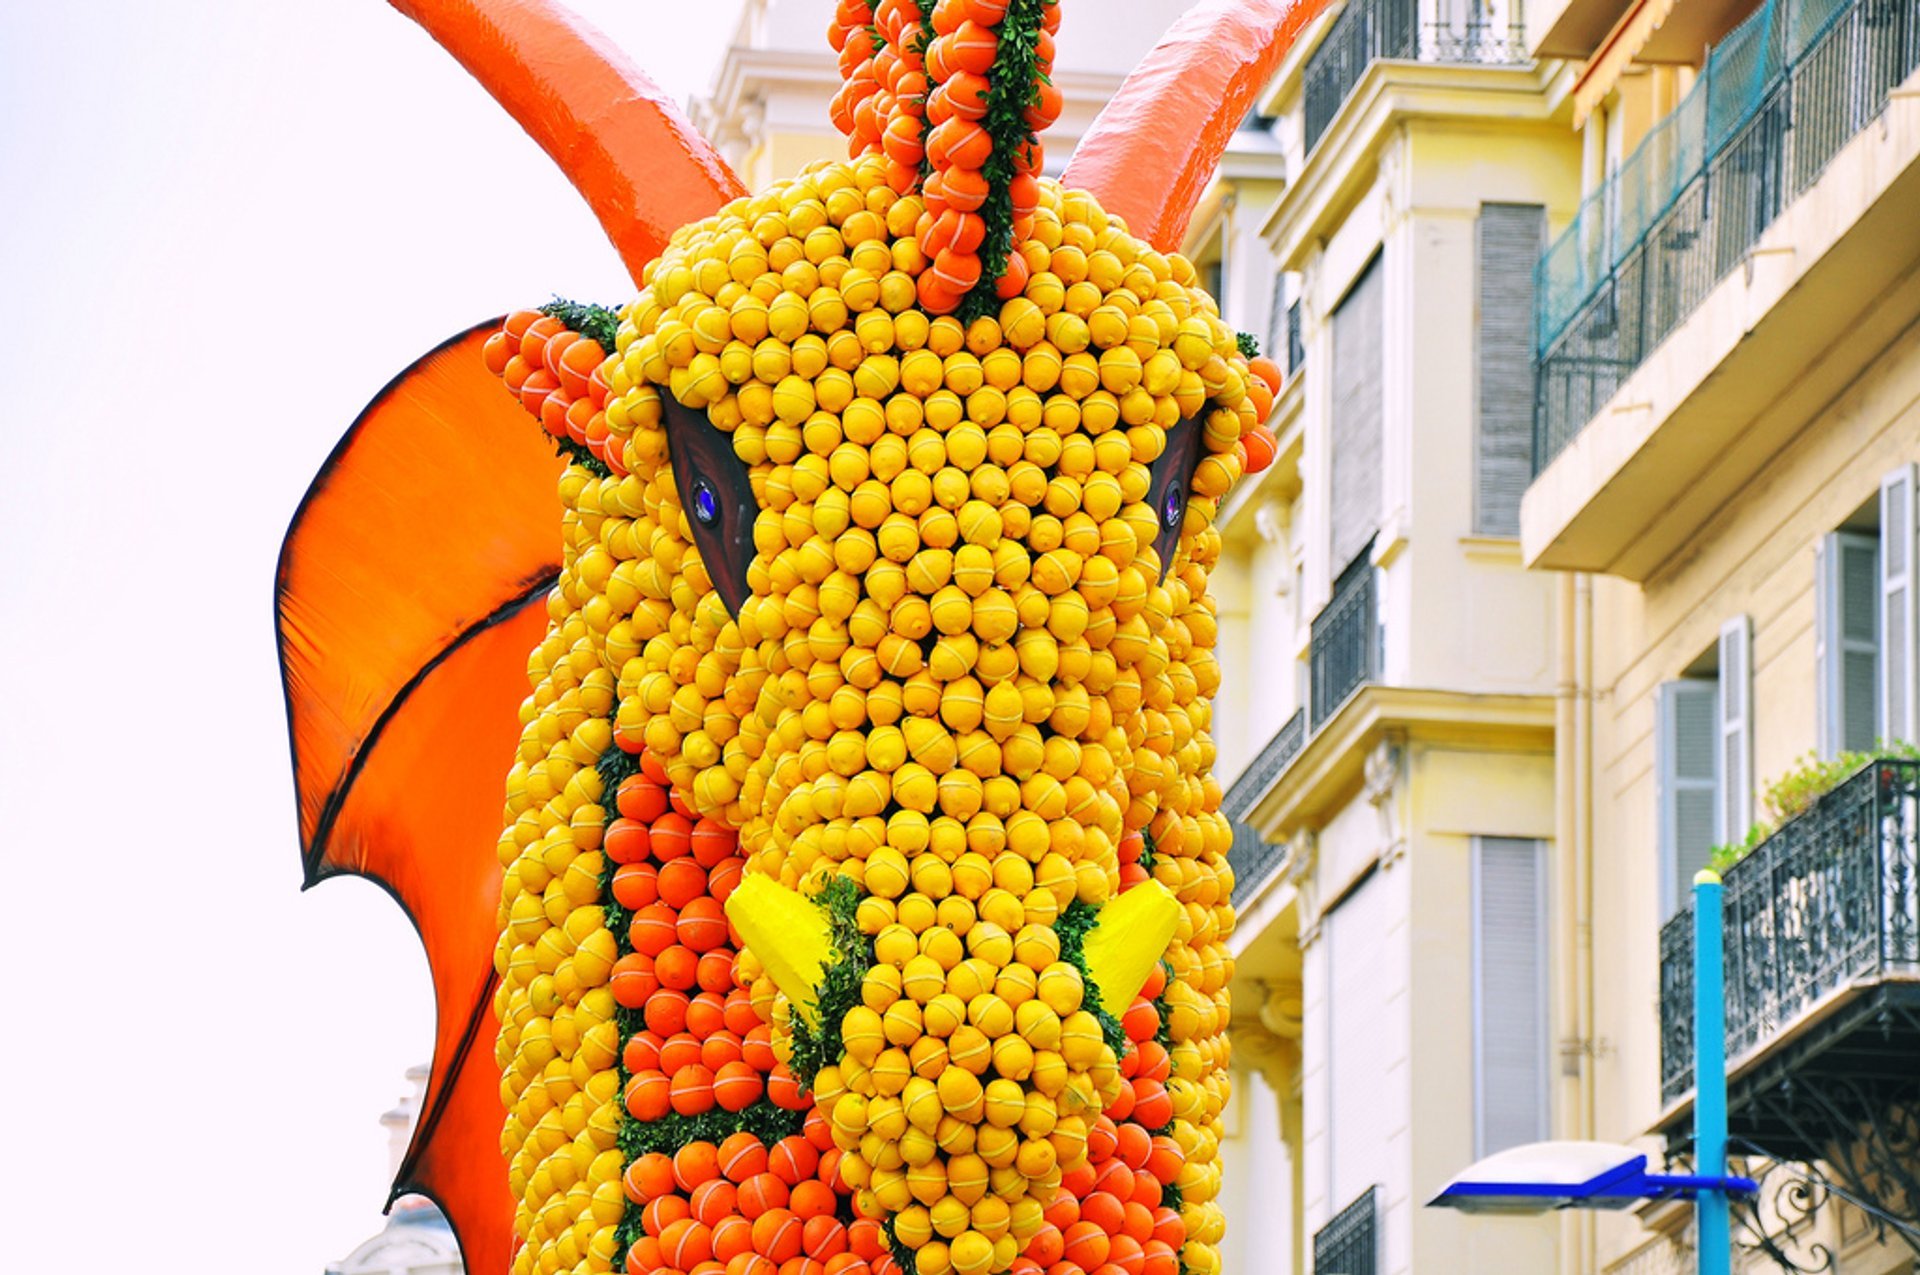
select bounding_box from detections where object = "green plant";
[1707,741,1920,871]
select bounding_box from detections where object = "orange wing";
[277,320,565,1272]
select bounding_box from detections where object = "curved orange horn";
[389,0,747,283]
[1061,0,1333,252]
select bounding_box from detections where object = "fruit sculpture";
[276,3,1324,1275]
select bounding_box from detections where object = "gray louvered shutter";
[1472,837,1548,1156]
[1475,204,1546,535]
[1882,465,1918,744]
[1330,255,1384,573]
[1719,616,1754,847]
[1657,679,1720,919]
[1817,532,1881,756]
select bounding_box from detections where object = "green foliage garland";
[595,745,643,1268]
[616,1099,806,1159]
[1052,899,1129,1056]
[540,297,621,354]
[787,874,873,1089]
[1236,330,1261,360]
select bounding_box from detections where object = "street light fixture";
[1427,872,1753,1274]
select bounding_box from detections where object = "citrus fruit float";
[276,4,1322,1275]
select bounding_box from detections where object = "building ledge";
[1261,57,1568,271]
[1522,73,1920,580]
[1243,685,1557,841]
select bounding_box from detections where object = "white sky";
[0,2,742,1269]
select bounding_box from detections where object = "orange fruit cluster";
[828,0,1062,313]
[489,310,631,474]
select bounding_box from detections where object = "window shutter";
[1472,838,1548,1157]
[1656,679,1720,919]
[1719,616,1754,847]
[1330,255,1384,573]
[1818,531,1881,756]
[1881,465,1918,744]
[1268,273,1290,372]
[1474,204,1546,536]
[1327,868,1393,1207]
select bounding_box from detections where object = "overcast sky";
[0,3,742,1268]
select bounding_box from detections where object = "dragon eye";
[1144,413,1205,579]
[660,397,760,617]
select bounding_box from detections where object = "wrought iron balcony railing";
[1303,0,1528,154]
[1658,759,1920,1104]
[1311,552,1380,728]
[1223,709,1309,905]
[1534,0,1920,471]
[1313,1186,1380,1274]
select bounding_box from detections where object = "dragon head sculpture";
[277,4,1322,1275]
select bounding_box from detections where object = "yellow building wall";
[1584,315,1920,1268]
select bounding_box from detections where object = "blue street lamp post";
[1693,869,1731,1275]
[1427,870,1748,1275]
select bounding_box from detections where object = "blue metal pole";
[1694,870,1730,1275]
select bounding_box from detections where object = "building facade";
[1521,0,1920,1267]
[1209,3,1587,1271]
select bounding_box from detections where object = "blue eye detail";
[1144,414,1204,581]
[1162,483,1184,530]
[661,397,760,618]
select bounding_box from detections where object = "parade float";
[277,3,1324,1274]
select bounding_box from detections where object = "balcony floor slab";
[1522,70,1920,581]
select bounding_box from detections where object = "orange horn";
[389,0,747,283]
[1061,0,1333,252]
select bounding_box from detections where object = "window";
[1472,837,1548,1156]
[1330,254,1384,572]
[1474,204,1546,535]
[1326,867,1393,1208]
[1656,679,1717,918]
[1815,530,1879,756]
[1656,619,1752,917]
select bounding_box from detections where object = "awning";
[1573,0,1682,123]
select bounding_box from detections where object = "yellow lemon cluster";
[584,151,1249,1275]
[489,461,649,1275]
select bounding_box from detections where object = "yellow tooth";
[1081,879,1180,1016]
[723,873,834,1027]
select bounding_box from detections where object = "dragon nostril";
[692,479,720,527]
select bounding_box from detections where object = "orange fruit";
[624,1070,671,1121]
[626,1152,677,1204]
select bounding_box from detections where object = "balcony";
[1536,0,1920,472]
[1311,552,1381,728]
[1313,1187,1380,1275]
[1303,0,1529,155]
[1524,0,1920,577]
[1657,760,1920,1162]
[1224,710,1309,906]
